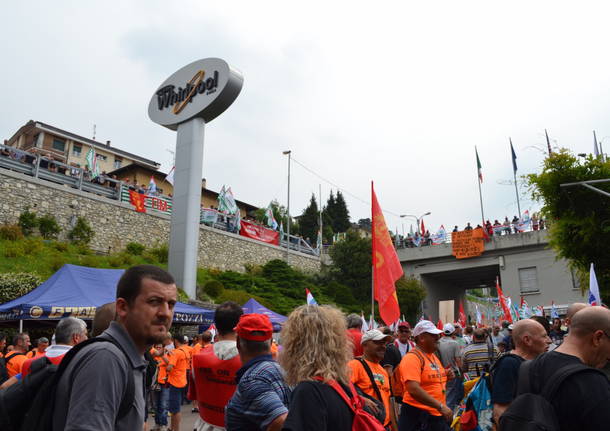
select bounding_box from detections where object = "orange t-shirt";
[167,346,189,388]
[26,349,45,359]
[398,349,447,416]
[348,359,391,426]
[192,343,202,356]
[150,348,169,385]
[5,351,28,378]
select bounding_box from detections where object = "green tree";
[299,194,319,244]
[328,230,372,303]
[395,277,426,324]
[527,149,610,302]
[333,191,351,232]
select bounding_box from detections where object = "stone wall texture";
[0,169,320,273]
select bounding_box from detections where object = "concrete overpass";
[398,230,586,323]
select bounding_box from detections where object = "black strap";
[55,336,136,421]
[408,349,426,372]
[357,358,383,402]
[541,363,592,399]
[5,352,26,364]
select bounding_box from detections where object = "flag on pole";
[372,182,403,325]
[147,176,157,194]
[165,166,175,186]
[306,288,318,306]
[476,147,483,183]
[265,204,279,230]
[421,219,426,235]
[551,301,559,319]
[458,300,467,328]
[496,278,513,323]
[545,129,553,155]
[361,312,369,333]
[510,138,518,172]
[593,131,600,158]
[588,263,602,306]
[437,319,444,330]
[533,305,544,317]
[520,297,532,319]
[85,146,99,179]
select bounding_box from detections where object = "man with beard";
[349,329,393,429]
[52,265,177,431]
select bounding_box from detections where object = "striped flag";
[85,146,99,179]
[306,288,318,306]
[589,263,602,306]
[551,301,559,319]
[476,147,483,183]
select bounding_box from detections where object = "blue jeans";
[445,378,464,411]
[154,386,169,426]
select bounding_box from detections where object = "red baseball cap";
[234,313,273,341]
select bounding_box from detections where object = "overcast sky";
[2,1,608,233]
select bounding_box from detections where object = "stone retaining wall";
[0,169,320,273]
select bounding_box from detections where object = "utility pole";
[283,150,291,261]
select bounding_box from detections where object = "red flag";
[129,190,147,213]
[372,182,403,325]
[421,219,425,234]
[496,278,513,323]
[458,300,467,328]
[437,319,444,330]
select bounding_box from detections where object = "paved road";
[147,403,200,431]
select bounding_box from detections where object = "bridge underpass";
[399,230,587,323]
[421,264,500,324]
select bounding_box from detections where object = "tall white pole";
[285,151,291,261]
[168,118,205,298]
[319,184,323,253]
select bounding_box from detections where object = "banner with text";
[451,228,485,259]
[239,219,280,245]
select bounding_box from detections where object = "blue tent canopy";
[242,298,287,332]
[0,264,214,325]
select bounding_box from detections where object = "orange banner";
[451,228,485,259]
[372,182,403,325]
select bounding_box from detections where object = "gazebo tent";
[0,264,214,326]
[242,298,287,332]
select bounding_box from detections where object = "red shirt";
[190,345,241,427]
[347,328,364,357]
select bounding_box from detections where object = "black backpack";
[0,336,135,431]
[0,352,26,384]
[499,360,605,431]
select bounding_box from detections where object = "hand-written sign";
[451,229,485,259]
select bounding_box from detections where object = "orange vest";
[191,347,242,427]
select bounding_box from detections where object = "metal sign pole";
[168,118,205,298]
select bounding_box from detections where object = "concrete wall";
[400,230,586,321]
[0,169,320,275]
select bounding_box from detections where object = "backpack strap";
[324,379,358,413]
[515,359,533,395]
[357,358,383,402]
[539,363,592,399]
[5,352,26,364]
[54,336,136,421]
[407,349,426,373]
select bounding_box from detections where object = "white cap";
[443,323,455,335]
[361,329,392,345]
[413,320,443,337]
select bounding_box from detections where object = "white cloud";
[2,1,609,232]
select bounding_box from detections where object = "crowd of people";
[0,265,608,431]
[455,215,546,237]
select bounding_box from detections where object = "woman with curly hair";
[280,305,363,431]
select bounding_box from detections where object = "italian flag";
[476,147,483,183]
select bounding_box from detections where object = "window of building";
[519,267,539,294]
[32,134,40,148]
[52,139,66,152]
[570,269,582,290]
[114,157,122,169]
[96,154,107,161]
[72,144,82,156]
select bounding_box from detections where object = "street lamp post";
[283,150,291,260]
[400,211,431,235]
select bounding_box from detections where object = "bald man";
[565,302,588,328]
[507,307,610,431]
[491,319,551,424]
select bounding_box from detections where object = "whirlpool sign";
[148,58,243,130]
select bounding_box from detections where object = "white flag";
[165,166,175,186]
[589,263,602,306]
